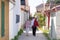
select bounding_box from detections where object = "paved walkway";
[18,31,47,40]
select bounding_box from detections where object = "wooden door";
[0,0,9,40]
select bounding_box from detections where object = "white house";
[9,0,21,40]
[20,0,30,28]
[9,0,30,40]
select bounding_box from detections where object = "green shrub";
[11,29,23,40]
[43,30,51,40]
[38,14,46,27]
[14,36,18,40]
[11,39,14,40]
[18,29,23,36]
[43,32,51,40]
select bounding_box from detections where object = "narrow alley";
[0,0,60,40]
[18,31,47,40]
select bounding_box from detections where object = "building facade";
[9,0,21,40]
[0,0,30,40]
[9,0,30,40]
[20,0,30,28]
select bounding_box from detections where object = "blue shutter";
[16,15,20,23]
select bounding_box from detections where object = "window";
[21,0,25,5]
[16,15,20,23]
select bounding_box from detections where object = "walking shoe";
[26,34,29,36]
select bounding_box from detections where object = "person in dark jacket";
[32,18,39,36]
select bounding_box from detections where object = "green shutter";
[1,2,5,37]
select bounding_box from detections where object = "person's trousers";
[32,26,37,36]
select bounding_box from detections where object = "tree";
[47,0,60,4]
[34,13,46,28]
[55,0,60,4]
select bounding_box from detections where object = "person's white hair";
[35,16,37,18]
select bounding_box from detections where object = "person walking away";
[25,19,31,36]
[32,18,39,36]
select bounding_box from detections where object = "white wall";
[50,12,56,29]
[49,12,56,39]
[56,11,60,39]
[20,11,29,28]
[9,0,21,40]
[9,2,14,39]
[20,11,25,26]
[56,11,60,26]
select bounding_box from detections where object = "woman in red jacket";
[32,18,39,36]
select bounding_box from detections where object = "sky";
[28,0,47,16]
